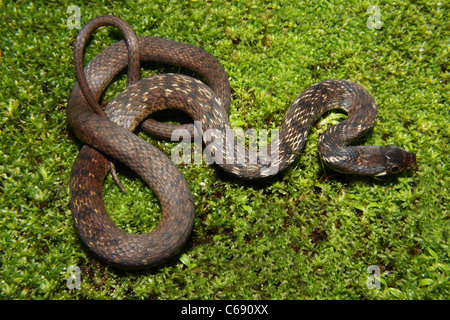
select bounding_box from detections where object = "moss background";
[1,0,448,299]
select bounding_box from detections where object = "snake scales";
[67,16,416,268]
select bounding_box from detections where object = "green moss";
[0,0,448,299]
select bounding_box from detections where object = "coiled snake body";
[67,16,416,268]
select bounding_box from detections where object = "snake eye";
[389,165,400,174]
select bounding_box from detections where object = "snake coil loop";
[67,16,416,268]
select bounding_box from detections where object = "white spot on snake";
[180,88,192,95]
[198,86,212,99]
[322,154,349,163]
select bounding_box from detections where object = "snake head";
[322,145,416,177]
[367,145,417,177]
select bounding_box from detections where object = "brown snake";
[67,16,416,268]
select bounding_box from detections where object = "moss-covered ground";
[0,0,448,299]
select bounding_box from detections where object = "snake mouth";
[374,171,388,177]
